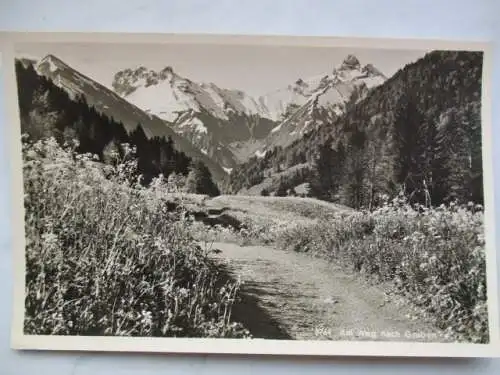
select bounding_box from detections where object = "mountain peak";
[16,56,38,68]
[295,78,306,86]
[40,54,58,62]
[36,54,69,75]
[134,66,148,74]
[339,54,361,70]
[161,65,174,74]
[362,63,386,78]
[113,65,178,96]
[159,65,175,80]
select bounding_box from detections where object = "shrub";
[276,197,488,343]
[23,137,249,338]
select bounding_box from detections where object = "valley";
[15,44,488,344]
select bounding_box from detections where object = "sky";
[15,42,429,95]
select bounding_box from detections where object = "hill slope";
[34,55,226,181]
[112,65,277,168]
[259,55,386,150]
[111,55,385,167]
[15,59,197,185]
[228,50,484,208]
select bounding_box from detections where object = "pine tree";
[435,106,480,204]
[275,178,288,197]
[15,61,39,120]
[27,87,60,140]
[130,125,155,184]
[185,160,220,197]
[363,139,382,210]
[392,93,427,201]
[467,103,483,204]
[309,142,345,201]
[338,127,366,208]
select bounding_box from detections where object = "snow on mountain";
[200,83,270,118]
[255,56,385,124]
[261,54,387,148]
[270,123,283,134]
[36,55,83,99]
[35,55,104,99]
[254,149,267,158]
[112,66,277,168]
[32,52,386,180]
[45,58,58,73]
[33,54,226,182]
[113,67,269,122]
[110,54,385,167]
[258,74,328,121]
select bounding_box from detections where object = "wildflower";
[42,232,59,250]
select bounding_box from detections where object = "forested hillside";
[227,50,483,209]
[15,60,197,186]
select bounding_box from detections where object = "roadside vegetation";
[275,196,488,343]
[23,137,249,338]
[21,136,488,343]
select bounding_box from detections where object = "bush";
[276,196,488,343]
[22,137,249,338]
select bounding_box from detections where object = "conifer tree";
[393,94,422,193]
[338,127,366,208]
[309,142,345,201]
[185,160,220,197]
[435,107,479,204]
[275,178,288,197]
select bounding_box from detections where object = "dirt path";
[212,241,448,342]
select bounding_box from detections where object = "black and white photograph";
[2,33,498,357]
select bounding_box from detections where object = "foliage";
[228,51,484,209]
[309,142,345,201]
[15,60,193,186]
[23,137,249,338]
[276,197,488,343]
[274,178,288,197]
[185,160,221,197]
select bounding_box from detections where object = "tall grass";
[276,196,488,343]
[23,137,249,338]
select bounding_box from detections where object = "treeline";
[15,60,219,195]
[267,166,313,197]
[310,98,482,209]
[225,144,311,194]
[228,50,484,208]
